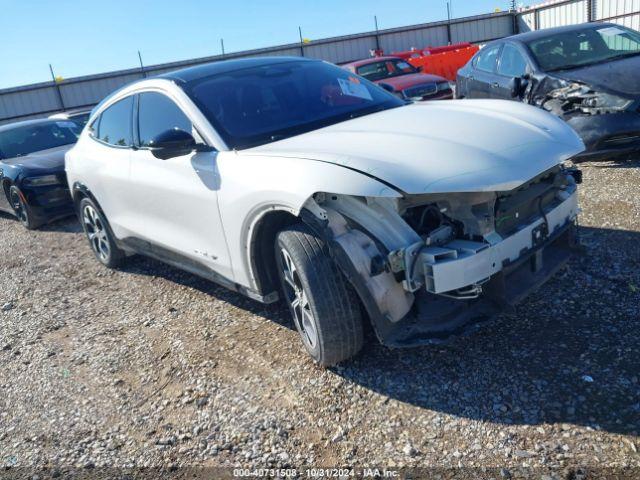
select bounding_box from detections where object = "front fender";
[216,151,402,290]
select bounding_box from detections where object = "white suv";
[66,57,584,365]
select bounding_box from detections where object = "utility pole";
[298,26,305,57]
[220,38,225,57]
[446,2,452,45]
[137,50,146,78]
[49,64,65,111]
[374,15,381,51]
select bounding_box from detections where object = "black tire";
[79,197,125,268]
[9,185,36,230]
[275,223,364,366]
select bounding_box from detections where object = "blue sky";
[0,0,510,89]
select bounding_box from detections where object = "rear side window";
[498,44,529,77]
[475,44,502,73]
[138,92,193,147]
[95,97,133,147]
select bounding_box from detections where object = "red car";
[342,56,453,101]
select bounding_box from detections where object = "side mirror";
[509,76,528,98]
[149,129,196,160]
[378,83,395,93]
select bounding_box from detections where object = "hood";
[376,73,445,91]
[242,100,585,194]
[551,54,640,97]
[1,144,71,173]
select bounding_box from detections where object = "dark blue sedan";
[456,23,640,161]
[0,119,79,229]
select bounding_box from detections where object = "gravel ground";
[0,160,639,479]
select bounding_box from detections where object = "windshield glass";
[356,59,417,81]
[184,60,403,149]
[527,25,640,71]
[0,121,80,159]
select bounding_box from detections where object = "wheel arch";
[1,177,12,202]
[247,207,300,297]
[71,182,104,216]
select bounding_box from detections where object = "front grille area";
[494,169,561,237]
[403,83,438,99]
[602,133,640,147]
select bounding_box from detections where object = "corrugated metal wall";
[2,0,639,125]
[517,0,640,32]
[0,11,513,125]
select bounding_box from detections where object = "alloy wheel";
[83,205,110,262]
[280,248,318,349]
[9,188,28,225]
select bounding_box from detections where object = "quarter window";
[498,44,528,77]
[475,44,502,73]
[95,96,134,147]
[138,92,193,147]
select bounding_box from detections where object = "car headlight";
[580,92,632,113]
[23,174,61,186]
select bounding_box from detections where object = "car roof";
[0,118,62,133]
[505,22,619,44]
[342,56,403,69]
[159,56,317,83]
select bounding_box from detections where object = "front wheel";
[275,224,364,366]
[79,197,125,268]
[9,186,36,230]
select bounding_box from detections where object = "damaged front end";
[302,165,582,347]
[523,75,640,158]
[530,78,633,116]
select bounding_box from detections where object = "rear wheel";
[275,223,364,366]
[79,197,125,268]
[9,186,36,230]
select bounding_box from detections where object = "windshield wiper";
[348,103,401,121]
[548,51,640,71]
[606,50,640,61]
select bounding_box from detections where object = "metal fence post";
[49,64,65,112]
[446,2,452,44]
[137,51,146,78]
[298,27,305,57]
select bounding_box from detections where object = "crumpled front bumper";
[339,191,580,348]
[420,190,579,295]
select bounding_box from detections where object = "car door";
[84,96,135,235]
[494,42,531,100]
[464,43,503,98]
[126,91,233,281]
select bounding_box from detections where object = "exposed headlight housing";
[23,174,61,186]
[541,83,633,115]
[580,91,633,114]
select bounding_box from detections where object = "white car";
[65,57,585,366]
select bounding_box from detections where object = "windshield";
[527,25,640,71]
[0,121,80,159]
[356,59,418,82]
[183,60,403,149]
[69,112,91,127]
